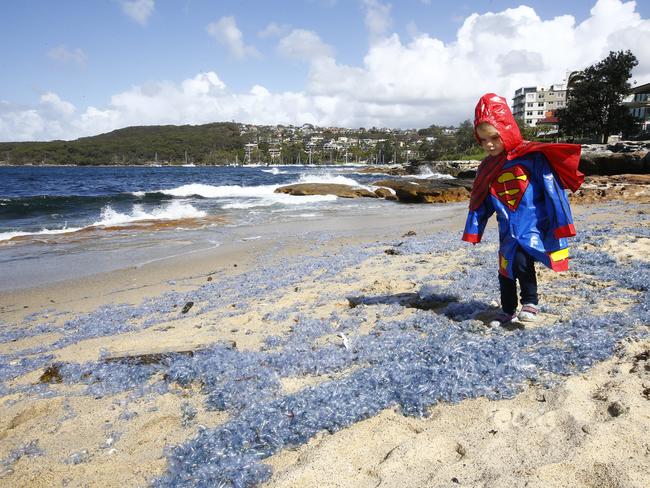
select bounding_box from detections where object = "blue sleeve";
[462,197,494,243]
[538,154,576,238]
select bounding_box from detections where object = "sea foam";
[93,201,206,226]
[0,226,84,242]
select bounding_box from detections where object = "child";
[462,93,584,327]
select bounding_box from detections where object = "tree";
[558,50,639,143]
[455,120,476,153]
[514,117,536,141]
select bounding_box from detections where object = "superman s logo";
[490,165,529,210]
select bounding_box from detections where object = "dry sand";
[0,199,649,488]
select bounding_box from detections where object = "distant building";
[536,110,560,135]
[626,82,650,133]
[513,83,567,127]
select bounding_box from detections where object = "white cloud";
[2,0,650,141]
[278,29,334,61]
[0,94,77,141]
[362,0,392,43]
[259,21,291,38]
[207,16,260,60]
[47,45,87,65]
[40,92,76,117]
[120,0,155,26]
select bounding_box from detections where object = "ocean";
[0,164,452,290]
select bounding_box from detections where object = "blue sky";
[1,0,649,141]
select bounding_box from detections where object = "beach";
[1,191,649,487]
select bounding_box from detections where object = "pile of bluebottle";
[1,207,649,487]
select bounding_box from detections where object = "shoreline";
[0,203,466,320]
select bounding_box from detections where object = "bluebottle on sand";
[0,206,648,487]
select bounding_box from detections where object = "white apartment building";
[626,82,650,132]
[512,84,567,127]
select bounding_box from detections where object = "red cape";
[469,94,584,211]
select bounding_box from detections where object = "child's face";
[476,123,505,157]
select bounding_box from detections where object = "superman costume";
[462,93,584,314]
[462,151,578,277]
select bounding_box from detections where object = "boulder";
[374,187,398,200]
[274,183,377,198]
[371,178,473,203]
[579,150,650,175]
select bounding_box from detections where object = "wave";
[295,173,364,186]
[140,176,364,202]
[92,201,206,226]
[0,201,207,242]
[139,183,280,199]
[261,168,290,175]
[0,193,172,218]
[409,169,456,180]
[0,225,84,242]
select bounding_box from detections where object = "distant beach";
[0,167,649,487]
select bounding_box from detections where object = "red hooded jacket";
[469,93,584,211]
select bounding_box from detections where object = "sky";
[1,0,649,142]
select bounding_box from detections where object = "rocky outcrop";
[583,141,650,153]
[371,178,473,203]
[275,183,377,198]
[275,179,473,204]
[580,141,650,175]
[579,150,650,176]
[571,174,650,204]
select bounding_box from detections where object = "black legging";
[498,247,538,315]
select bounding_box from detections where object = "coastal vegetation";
[558,50,640,143]
[0,121,490,166]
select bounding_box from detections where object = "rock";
[580,149,650,175]
[39,363,64,383]
[607,400,629,417]
[457,170,477,179]
[371,178,473,203]
[104,350,198,365]
[275,183,377,198]
[570,174,650,204]
[374,187,397,200]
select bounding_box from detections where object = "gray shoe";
[489,312,517,327]
[518,304,539,322]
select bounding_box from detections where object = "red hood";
[469,93,583,211]
[474,93,523,152]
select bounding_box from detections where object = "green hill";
[0,122,246,165]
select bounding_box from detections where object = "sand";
[0,198,649,488]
